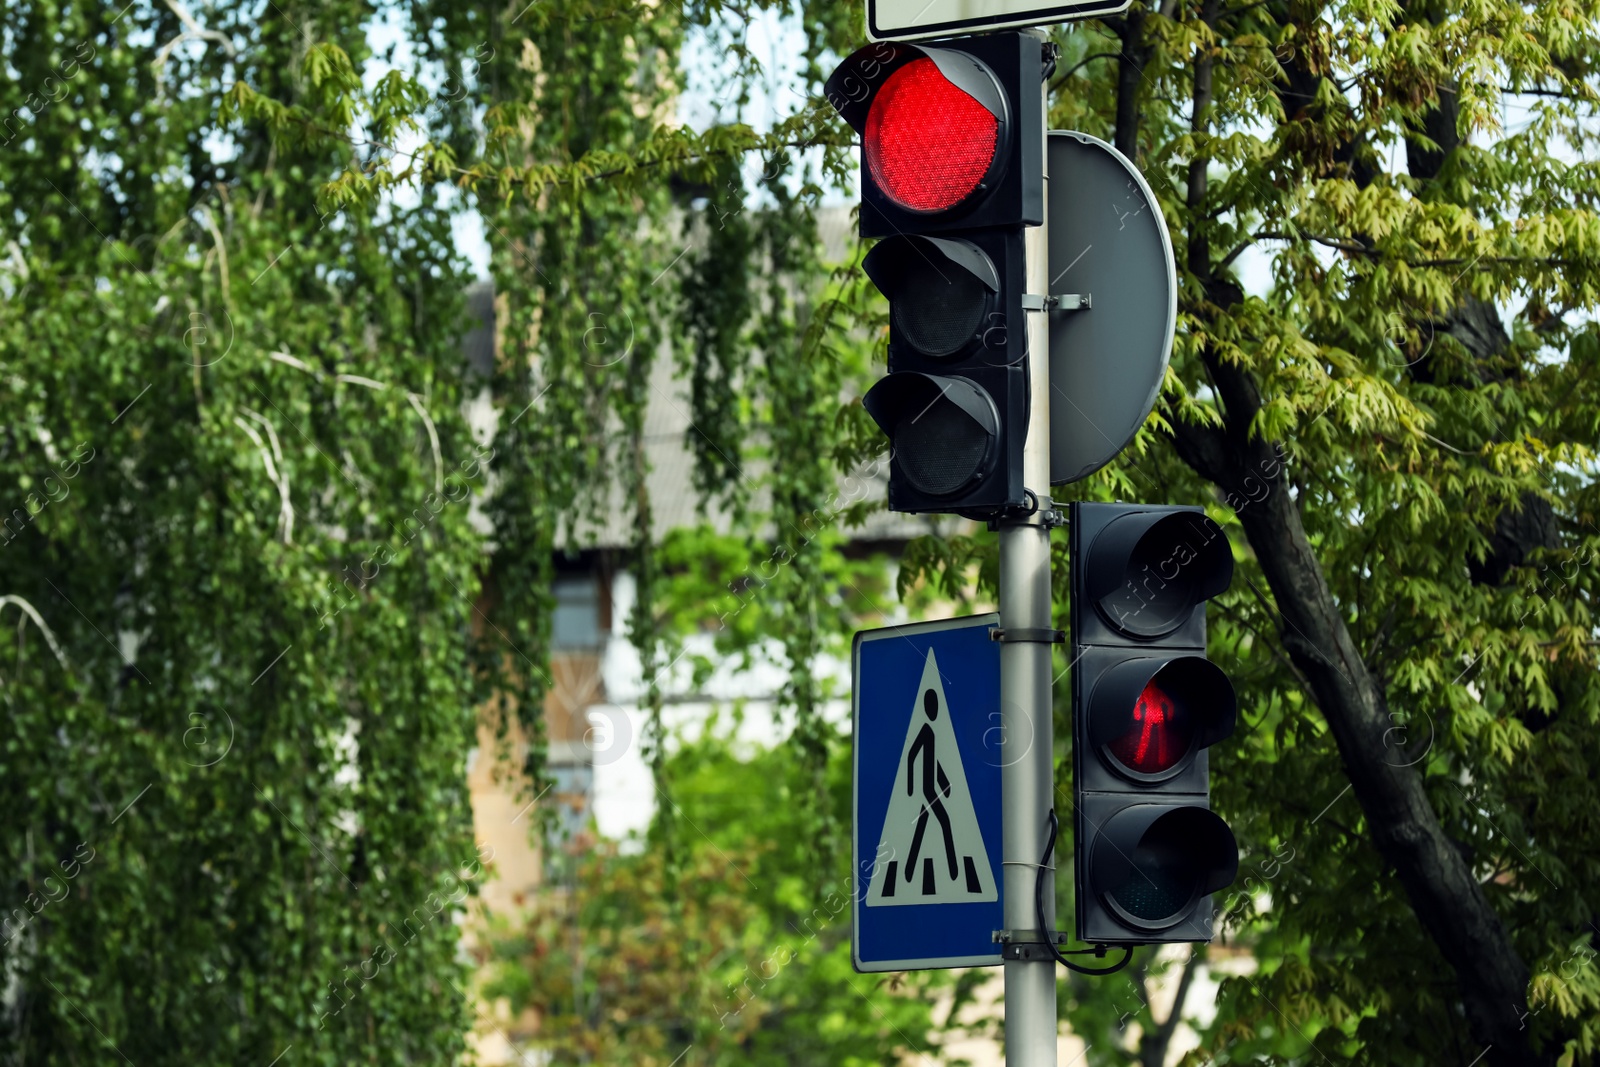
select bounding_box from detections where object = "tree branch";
[233,412,294,544]
[1050,51,1121,94]
[0,595,72,672]
[1113,4,1151,160]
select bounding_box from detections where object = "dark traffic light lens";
[864,58,999,214]
[894,399,989,496]
[1106,678,1193,775]
[1099,532,1194,635]
[893,259,987,356]
[1094,806,1237,929]
[1107,830,1195,922]
[862,373,1000,504]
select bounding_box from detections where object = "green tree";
[486,719,959,1066]
[2,3,484,1062]
[1039,2,1600,1063]
[245,0,1600,1060]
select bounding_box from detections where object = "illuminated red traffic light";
[1107,679,1192,775]
[825,36,1041,237]
[864,57,999,214]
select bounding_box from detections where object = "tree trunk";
[1112,4,1150,160]
[1396,10,1559,585]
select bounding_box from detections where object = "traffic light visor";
[1086,512,1233,638]
[864,57,1001,214]
[1091,805,1238,930]
[863,373,998,497]
[1089,655,1237,781]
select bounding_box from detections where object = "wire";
[1035,809,1134,976]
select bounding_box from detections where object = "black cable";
[1035,809,1134,976]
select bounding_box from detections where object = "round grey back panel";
[1047,131,1177,486]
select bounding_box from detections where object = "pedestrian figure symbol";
[865,649,997,907]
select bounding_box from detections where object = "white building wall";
[592,570,863,842]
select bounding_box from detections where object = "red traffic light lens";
[864,57,998,214]
[1107,679,1194,775]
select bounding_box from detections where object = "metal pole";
[999,72,1057,1066]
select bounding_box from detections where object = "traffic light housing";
[826,33,1045,516]
[1069,502,1240,944]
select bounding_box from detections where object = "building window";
[551,574,602,650]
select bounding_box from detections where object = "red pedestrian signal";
[1110,679,1184,776]
[1087,656,1236,783]
[1069,502,1240,944]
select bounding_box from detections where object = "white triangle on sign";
[865,649,998,907]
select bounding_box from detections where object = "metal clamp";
[994,929,1070,943]
[989,491,1066,530]
[989,628,1065,645]
[1026,491,1067,528]
[993,929,1069,962]
[1040,41,1061,80]
[1020,294,1092,312]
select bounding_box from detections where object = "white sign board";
[867,0,1131,42]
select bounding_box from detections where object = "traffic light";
[1069,502,1240,944]
[826,33,1044,516]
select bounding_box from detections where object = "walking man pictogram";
[906,687,959,894]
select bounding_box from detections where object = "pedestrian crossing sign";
[853,614,1004,971]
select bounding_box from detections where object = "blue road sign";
[853,613,1004,972]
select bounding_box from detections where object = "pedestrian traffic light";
[825,33,1045,516]
[1068,502,1240,944]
